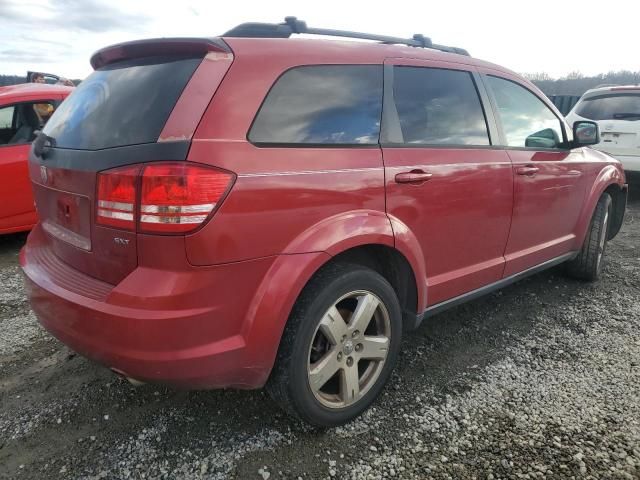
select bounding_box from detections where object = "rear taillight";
[96,165,139,231]
[96,163,234,234]
[140,164,233,233]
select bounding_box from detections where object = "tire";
[566,193,612,281]
[267,262,402,427]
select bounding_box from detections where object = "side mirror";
[525,128,560,149]
[573,121,600,147]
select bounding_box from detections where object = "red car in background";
[0,83,73,234]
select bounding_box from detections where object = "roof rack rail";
[223,16,470,56]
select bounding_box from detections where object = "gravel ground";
[1,190,639,480]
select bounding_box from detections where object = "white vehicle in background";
[566,86,640,181]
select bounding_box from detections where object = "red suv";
[21,18,627,426]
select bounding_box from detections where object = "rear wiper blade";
[33,130,56,159]
[613,112,640,119]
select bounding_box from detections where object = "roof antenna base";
[412,34,432,48]
[283,16,307,34]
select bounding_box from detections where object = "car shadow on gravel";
[0,232,27,263]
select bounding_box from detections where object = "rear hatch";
[29,39,233,285]
[573,90,640,157]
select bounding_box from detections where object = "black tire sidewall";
[565,192,613,281]
[595,194,613,277]
[286,266,402,427]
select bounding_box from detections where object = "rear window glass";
[575,94,640,121]
[44,56,201,150]
[249,65,383,145]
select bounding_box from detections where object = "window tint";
[391,67,489,145]
[487,76,564,149]
[0,106,14,129]
[575,94,640,121]
[249,65,383,145]
[44,56,201,150]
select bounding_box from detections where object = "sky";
[1,0,638,79]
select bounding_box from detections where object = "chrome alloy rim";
[597,209,609,270]
[307,290,391,409]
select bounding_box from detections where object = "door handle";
[516,165,539,176]
[395,170,433,184]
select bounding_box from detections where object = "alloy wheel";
[306,290,391,409]
[597,209,609,271]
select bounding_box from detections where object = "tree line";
[0,75,27,86]
[0,75,81,87]
[524,71,640,96]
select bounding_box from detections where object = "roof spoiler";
[90,37,231,69]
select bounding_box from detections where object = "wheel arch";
[243,242,425,387]
[576,165,626,246]
[281,209,428,317]
[604,183,628,240]
[323,244,422,331]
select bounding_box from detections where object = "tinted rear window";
[575,93,640,121]
[249,65,383,145]
[391,67,490,145]
[44,56,201,150]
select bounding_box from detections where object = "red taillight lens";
[96,165,140,230]
[140,164,233,233]
[96,163,234,234]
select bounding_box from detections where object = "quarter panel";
[185,141,386,265]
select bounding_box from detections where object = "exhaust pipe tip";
[126,376,146,386]
[111,368,146,386]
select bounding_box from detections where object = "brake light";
[140,164,233,233]
[96,165,139,231]
[95,163,234,234]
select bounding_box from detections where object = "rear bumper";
[20,225,283,389]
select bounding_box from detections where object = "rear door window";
[390,67,490,145]
[575,94,640,121]
[487,76,564,149]
[249,65,383,145]
[44,56,201,150]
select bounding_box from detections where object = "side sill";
[412,251,578,327]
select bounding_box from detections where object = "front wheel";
[267,263,402,427]
[566,193,612,281]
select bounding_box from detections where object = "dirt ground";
[1,189,639,480]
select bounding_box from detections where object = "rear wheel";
[566,193,612,281]
[267,263,402,427]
